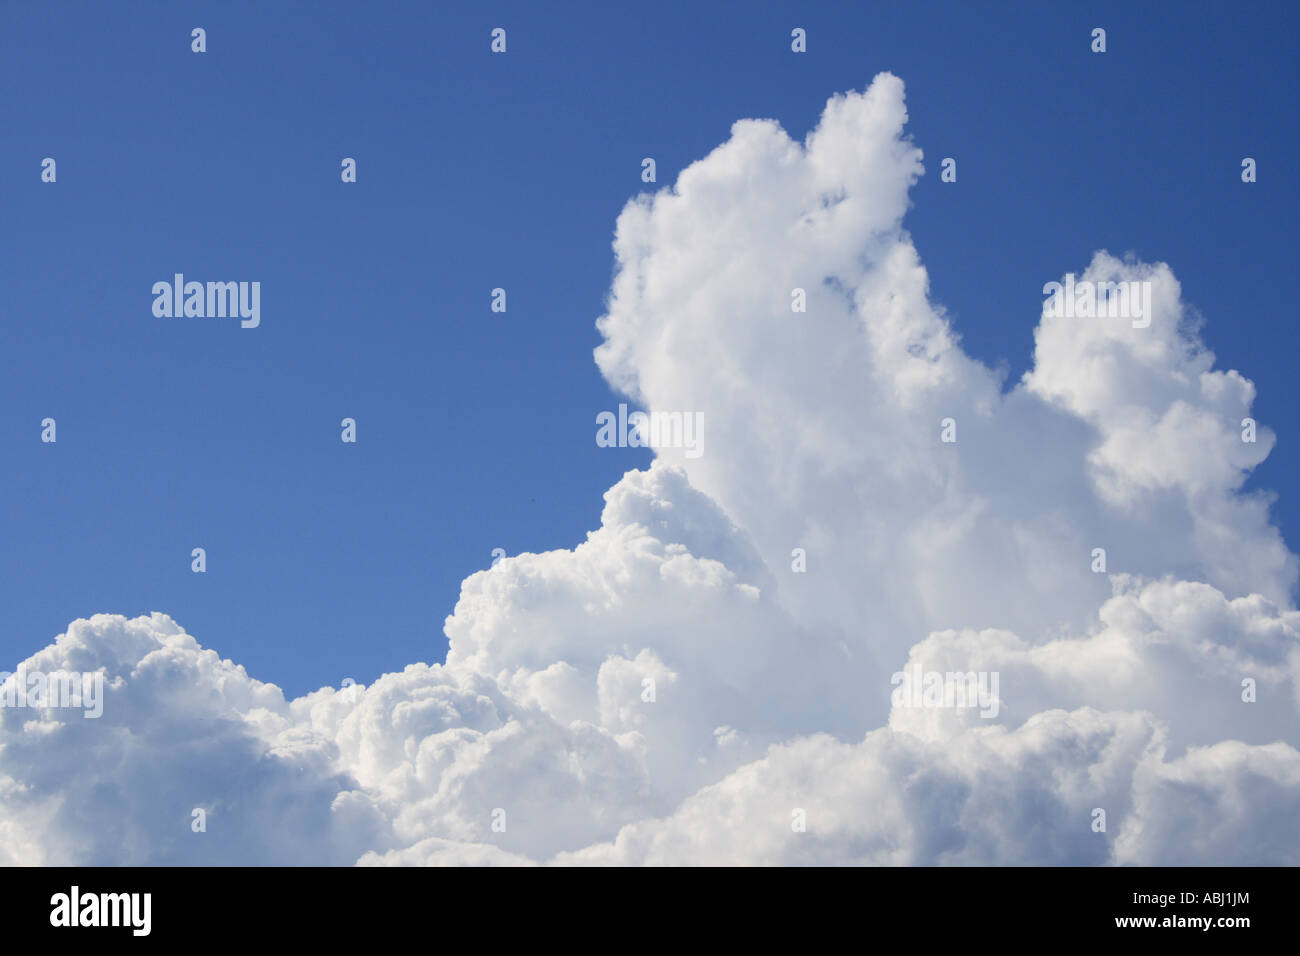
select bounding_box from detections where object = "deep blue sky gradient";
[2,1,1296,695]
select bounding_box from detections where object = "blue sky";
[2,0,1296,698]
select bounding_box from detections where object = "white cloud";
[3,73,1297,865]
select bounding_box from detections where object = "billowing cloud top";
[3,73,1297,865]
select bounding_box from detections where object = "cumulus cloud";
[2,73,1297,865]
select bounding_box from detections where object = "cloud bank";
[3,73,1297,865]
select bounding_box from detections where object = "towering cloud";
[3,73,1296,865]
